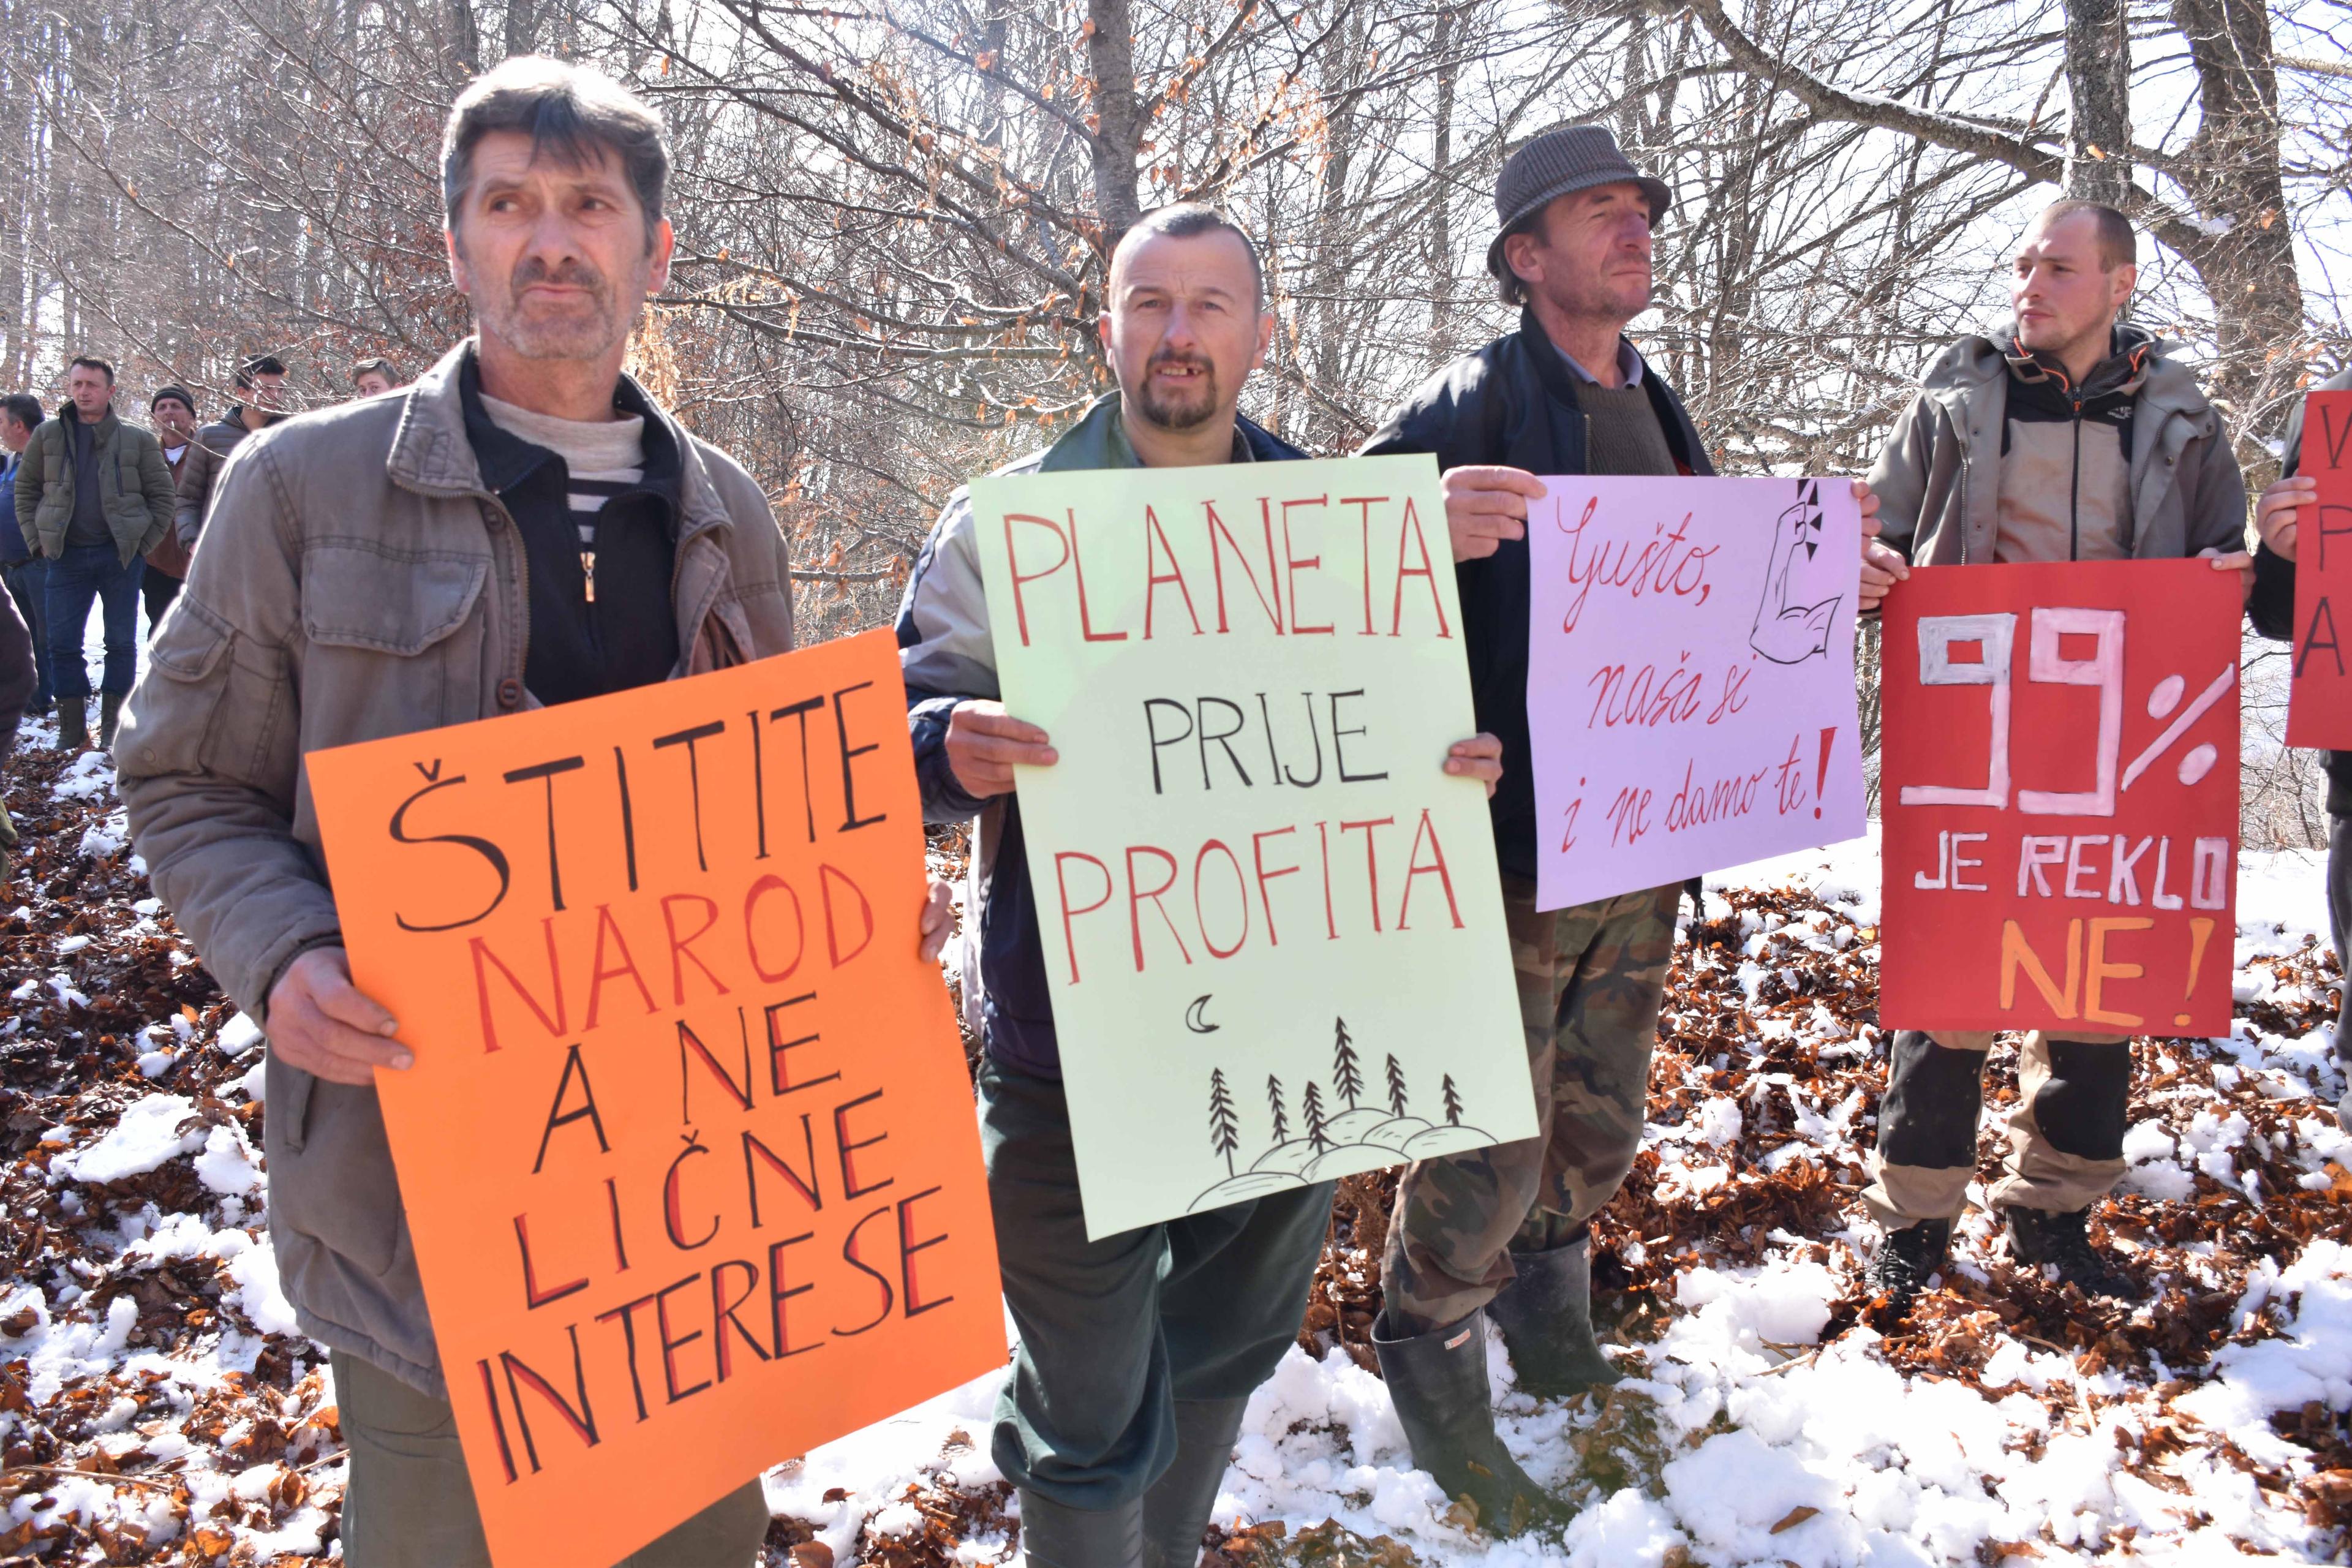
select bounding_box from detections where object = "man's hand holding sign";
[305,632,1001,1568]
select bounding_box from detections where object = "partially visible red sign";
[1881,560,2240,1036]
[2289,388,2352,748]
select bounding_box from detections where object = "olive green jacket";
[12,404,176,564]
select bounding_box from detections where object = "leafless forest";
[2,0,2346,839]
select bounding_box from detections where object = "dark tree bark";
[2064,0,2130,202]
[1083,0,1143,243]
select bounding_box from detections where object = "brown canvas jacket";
[116,341,797,1395]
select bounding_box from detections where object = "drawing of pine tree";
[1207,1069,1240,1177]
[1384,1054,1409,1118]
[1266,1075,1289,1145]
[1332,1017,1364,1109]
[1441,1074,1464,1126]
[1302,1080,1332,1154]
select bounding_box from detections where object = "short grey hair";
[1114,204,1265,310]
[442,57,670,247]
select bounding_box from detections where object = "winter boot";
[0,801,14,881]
[2002,1206,2136,1299]
[55,699,87,752]
[1140,1397,1249,1568]
[1863,1218,1951,1316]
[1017,1488,1144,1568]
[1487,1231,1620,1398]
[99,692,124,750]
[1373,1310,1559,1536]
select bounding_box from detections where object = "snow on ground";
[4,716,2348,1566]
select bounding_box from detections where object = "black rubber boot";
[1017,1488,1144,1568]
[1140,1397,1248,1568]
[1487,1231,1620,1398]
[1373,1310,1558,1536]
[1863,1218,1951,1316]
[99,691,124,750]
[56,699,87,752]
[2002,1206,2137,1300]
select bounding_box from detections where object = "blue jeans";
[45,544,144,701]
[2,559,51,708]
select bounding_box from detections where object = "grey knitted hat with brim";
[1485,124,1673,283]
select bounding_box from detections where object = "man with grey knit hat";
[1359,124,1896,1528]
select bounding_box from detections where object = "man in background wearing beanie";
[1359,124,1896,1526]
[145,385,199,631]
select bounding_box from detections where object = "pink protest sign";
[1525,475,1867,911]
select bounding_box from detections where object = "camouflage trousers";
[1381,876,1682,1334]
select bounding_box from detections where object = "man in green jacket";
[1861,199,2251,1311]
[12,355,175,749]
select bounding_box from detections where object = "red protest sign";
[1881,561,2241,1036]
[2288,388,2352,748]
[306,630,1003,1568]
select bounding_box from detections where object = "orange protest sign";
[306,628,1003,1568]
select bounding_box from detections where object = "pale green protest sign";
[971,453,1534,1238]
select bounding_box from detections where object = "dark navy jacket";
[1358,309,1713,880]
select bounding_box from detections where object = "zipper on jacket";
[2068,399,2083,562]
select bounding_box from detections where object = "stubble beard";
[479,253,636,362]
[1132,352,1223,432]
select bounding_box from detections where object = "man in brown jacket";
[119,58,951,1567]
[1860,198,2250,1313]
[172,355,287,551]
[144,385,198,631]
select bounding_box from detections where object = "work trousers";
[1863,1028,2133,1226]
[1382,876,1682,1333]
[44,543,143,701]
[978,1057,1333,1510]
[2,559,48,710]
[332,1351,771,1567]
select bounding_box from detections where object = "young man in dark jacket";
[1861,200,2252,1311]
[2245,366,2352,1137]
[897,205,1501,1567]
[173,355,288,551]
[1357,124,1892,1525]
[12,355,176,749]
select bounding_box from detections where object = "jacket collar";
[2001,322,2156,399]
[1926,322,2212,428]
[1036,392,1302,473]
[389,339,730,542]
[454,349,681,513]
[58,403,118,441]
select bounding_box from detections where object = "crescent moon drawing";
[1183,995,1219,1034]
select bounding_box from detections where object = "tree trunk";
[2163,0,2301,458]
[1428,4,1457,364]
[503,0,536,60]
[1082,0,1142,244]
[2064,0,2130,202]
